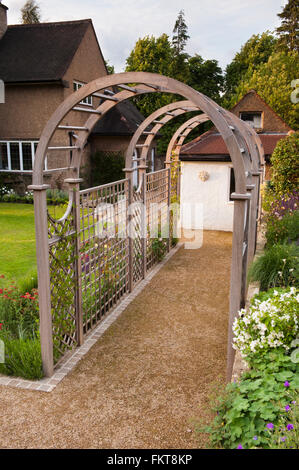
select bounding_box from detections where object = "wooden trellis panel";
[145,169,170,271]
[79,179,129,336]
[48,210,77,363]
[131,189,144,286]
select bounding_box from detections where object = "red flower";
[0,289,3,294]
[0,323,2,330]
[0,275,5,279]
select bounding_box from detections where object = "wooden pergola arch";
[124,100,206,185]
[29,72,261,380]
[165,113,263,261]
[126,100,263,264]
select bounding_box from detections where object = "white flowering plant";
[233,287,299,358]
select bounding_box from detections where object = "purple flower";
[280,437,286,443]
[287,424,294,431]
[266,423,274,430]
[253,436,258,441]
[285,405,291,412]
[237,444,243,449]
[284,381,290,388]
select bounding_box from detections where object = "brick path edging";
[0,243,183,393]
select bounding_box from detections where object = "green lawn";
[0,203,66,287]
[0,203,36,286]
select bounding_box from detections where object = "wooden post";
[127,171,134,292]
[226,192,251,382]
[167,168,171,252]
[64,178,84,346]
[28,184,54,377]
[142,173,147,279]
[246,184,256,265]
[252,170,263,251]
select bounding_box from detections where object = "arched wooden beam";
[124,100,204,181]
[166,115,209,165]
[166,113,262,264]
[32,72,249,195]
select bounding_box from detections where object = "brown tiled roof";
[180,130,289,160]
[0,20,91,83]
[91,100,147,136]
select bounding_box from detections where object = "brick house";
[179,90,294,231]
[0,2,155,193]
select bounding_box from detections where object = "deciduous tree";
[21,0,41,24]
[276,0,299,52]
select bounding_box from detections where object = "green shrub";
[88,151,125,187]
[0,284,39,339]
[233,287,298,358]
[201,348,299,449]
[0,336,43,380]
[18,269,38,295]
[263,392,299,449]
[248,243,299,291]
[150,236,168,261]
[271,132,299,197]
[266,210,299,247]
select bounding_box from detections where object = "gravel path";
[0,231,232,449]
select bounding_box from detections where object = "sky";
[4,0,288,72]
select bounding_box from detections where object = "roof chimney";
[0,2,8,40]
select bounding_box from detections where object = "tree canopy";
[21,0,41,24]
[223,32,277,101]
[271,131,299,196]
[125,11,223,152]
[172,9,190,56]
[276,0,299,52]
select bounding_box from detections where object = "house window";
[0,141,39,172]
[73,81,93,106]
[0,143,8,170]
[240,112,262,129]
[229,167,235,201]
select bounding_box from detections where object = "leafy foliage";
[21,0,41,24]
[188,55,224,101]
[172,9,190,55]
[225,50,299,130]
[0,278,42,380]
[270,132,299,196]
[202,348,299,449]
[85,151,125,188]
[266,210,299,247]
[0,337,43,380]
[276,0,299,53]
[264,391,299,449]
[248,243,299,291]
[125,13,223,154]
[224,32,277,101]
